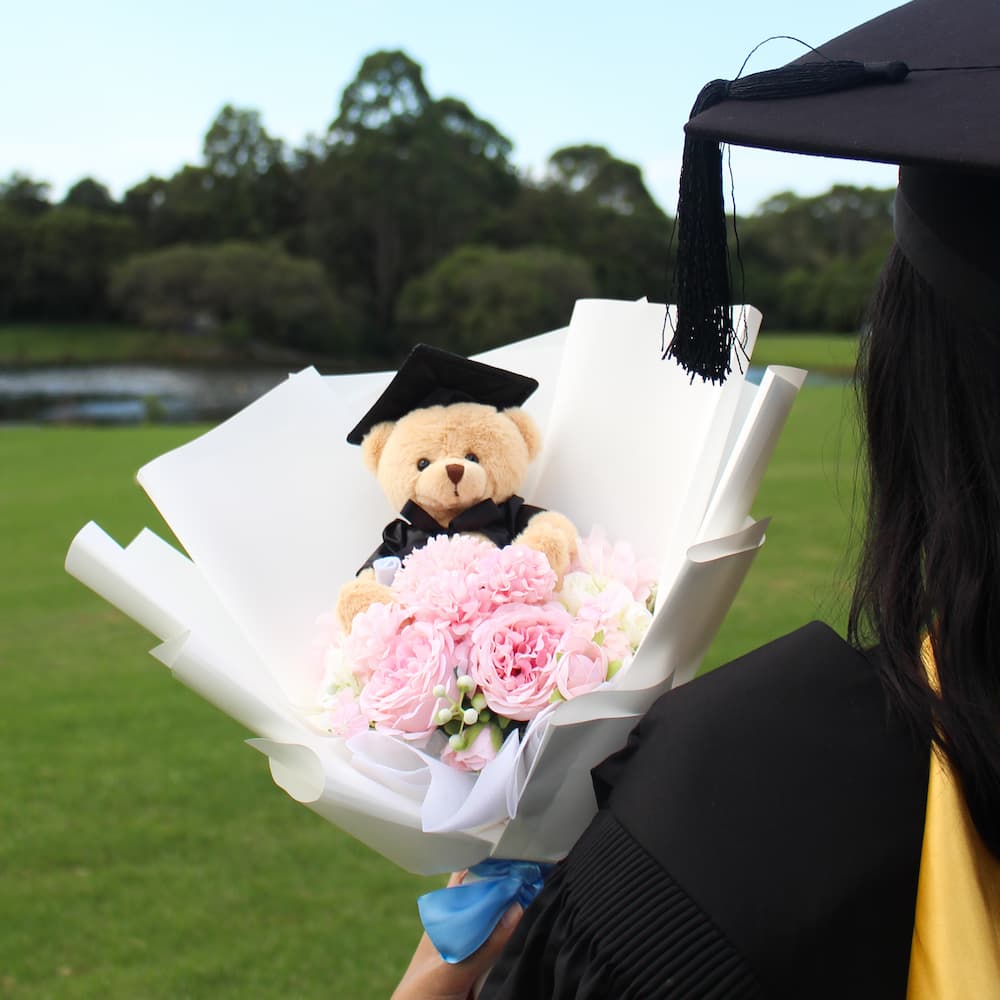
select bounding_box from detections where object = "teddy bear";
[335,345,577,633]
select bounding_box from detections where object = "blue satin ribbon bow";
[417,858,553,964]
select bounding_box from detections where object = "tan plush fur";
[336,402,577,632]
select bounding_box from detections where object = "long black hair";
[849,243,1000,858]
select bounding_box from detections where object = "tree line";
[0,50,893,361]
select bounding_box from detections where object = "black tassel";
[666,59,909,383]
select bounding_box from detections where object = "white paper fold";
[421,731,521,834]
[66,521,299,736]
[66,298,805,875]
[697,365,807,543]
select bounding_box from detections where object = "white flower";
[320,644,361,696]
[620,601,653,650]
[557,571,603,615]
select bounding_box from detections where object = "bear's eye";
[416,458,430,471]
[464,452,479,463]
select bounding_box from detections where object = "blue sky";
[5,0,903,213]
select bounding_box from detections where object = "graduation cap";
[346,343,539,445]
[669,0,1000,383]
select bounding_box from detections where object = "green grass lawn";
[751,331,859,374]
[0,324,238,366]
[701,384,862,670]
[0,384,863,997]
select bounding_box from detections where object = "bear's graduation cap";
[669,0,1000,383]
[346,344,539,445]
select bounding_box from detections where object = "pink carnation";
[468,603,572,721]
[393,535,498,636]
[343,601,410,683]
[359,620,459,739]
[471,544,557,608]
[554,628,610,699]
[439,724,501,772]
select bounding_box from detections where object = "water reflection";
[0,365,292,424]
[0,363,847,426]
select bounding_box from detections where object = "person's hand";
[391,872,523,1000]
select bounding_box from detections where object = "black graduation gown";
[480,622,929,1000]
[358,496,545,574]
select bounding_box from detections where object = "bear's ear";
[360,421,394,473]
[503,408,542,461]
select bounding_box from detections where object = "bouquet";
[313,530,656,775]
[66,299,805,883]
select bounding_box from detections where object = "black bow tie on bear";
[358,496,545,575]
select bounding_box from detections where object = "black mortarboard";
[669,0,1000,383]
[346,343,539,445]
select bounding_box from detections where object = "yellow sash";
[906,643,1000,999]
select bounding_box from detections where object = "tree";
[110,241,361,353]
[122,175,167,238]
[547,144,662,218]
[16,207,139,319]
[0,172,51,217]
[64,177,118,214]
[200,105,303,240]
[317,50,439,347]
[736,185,894,329]
[417,97,518,256]
[120,107,303,249]
[203,104,284,179]
[331,50,431,141]
[742,186,892,277]
[397,244,596,355]
[0,208,29,319]
[307,50,519,354]
[483,148,673,303]
[123,167,220,246]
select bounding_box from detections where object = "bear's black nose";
[446,463,464,484]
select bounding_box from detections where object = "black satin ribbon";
[358,495,544,574]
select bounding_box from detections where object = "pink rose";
[554,629,609,699]
[360,620,459,738]
[472,544,557,608]
[468,603,571,721]
[343,601,410,682]
[439,724,501,772]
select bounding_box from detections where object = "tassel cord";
[668,57,909,382]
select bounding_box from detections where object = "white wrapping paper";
[66,298,805,875]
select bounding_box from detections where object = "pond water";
[0,364,847,426]
[0,365,293,424]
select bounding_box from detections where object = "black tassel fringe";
[666,59,908,383]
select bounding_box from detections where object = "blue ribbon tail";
[417,859,553,964]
